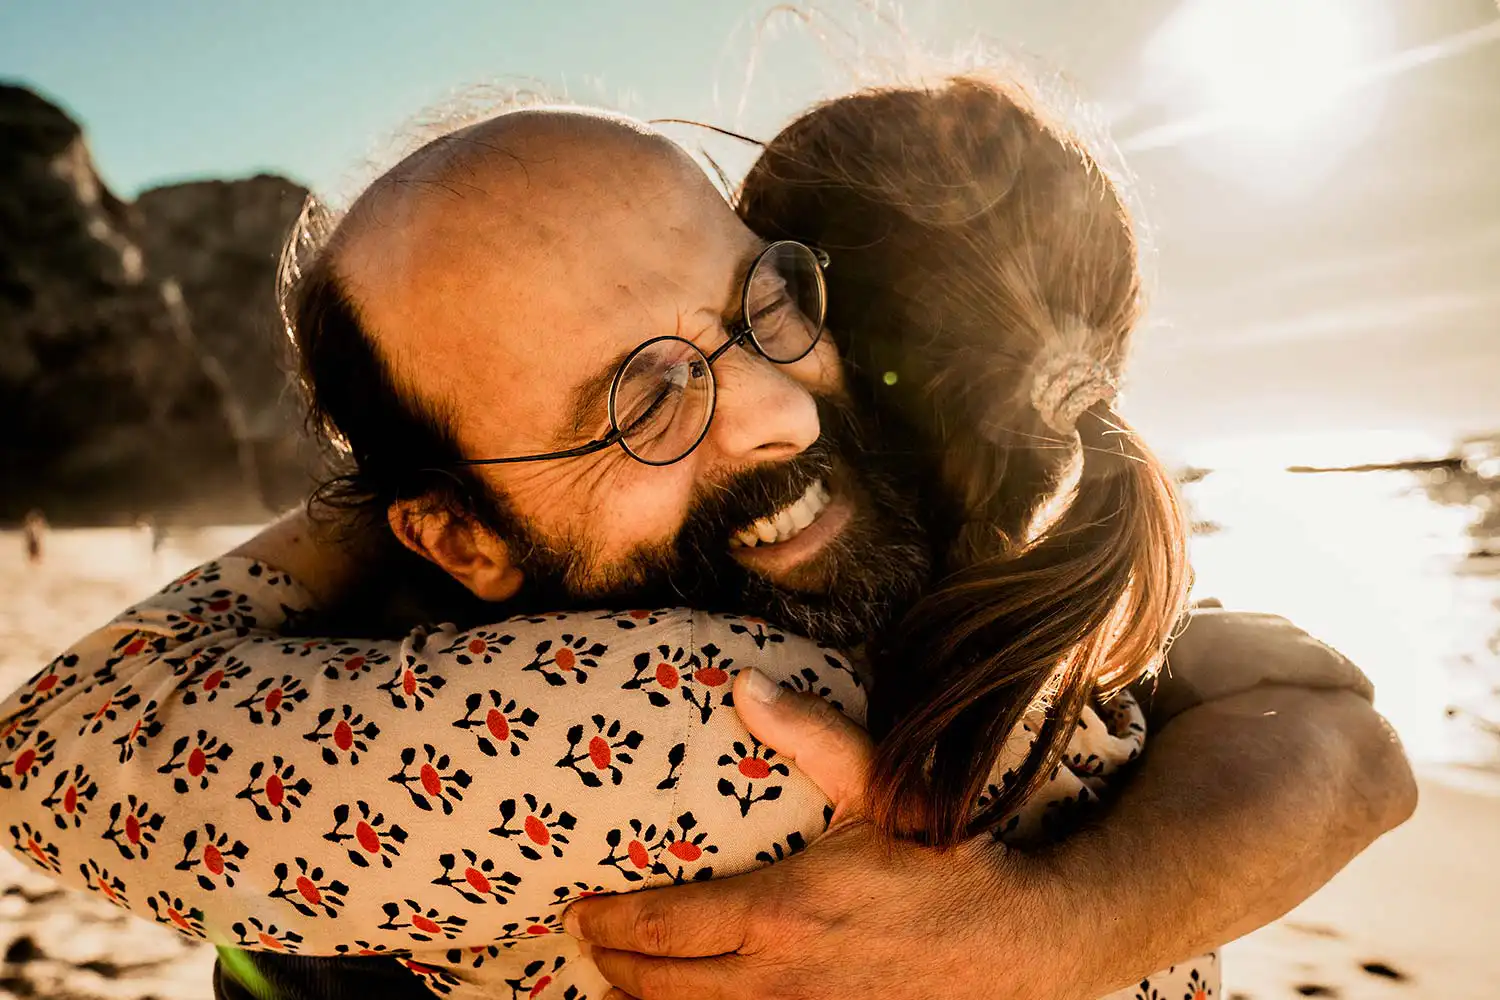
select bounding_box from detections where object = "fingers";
[587,948,735,1000]
[565,879,750,957]
[733,668,874,820]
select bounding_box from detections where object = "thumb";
[733,668,873,824]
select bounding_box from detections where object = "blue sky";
[5,0,1499,457]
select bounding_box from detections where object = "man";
[0,106,1415,1000]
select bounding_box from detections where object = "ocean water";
[2,438,1497,772]
[1182,434,1500,772]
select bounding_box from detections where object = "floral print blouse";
[0,557,1217,1000]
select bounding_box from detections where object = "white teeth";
[734,480,830,549]
[788,498,815,531]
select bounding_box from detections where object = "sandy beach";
[0,527,1494,999]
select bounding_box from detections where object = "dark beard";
[487,395,932,648]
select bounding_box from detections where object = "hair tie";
[1029,346,1116,436]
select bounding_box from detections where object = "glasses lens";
[612,338,715,465]
[744,242,826,363]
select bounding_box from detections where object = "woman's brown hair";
[738,75,1191,847]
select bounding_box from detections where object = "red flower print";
[0,729,55,791]
[445,943,504,969]
[504,955,568,1000]
[678,643,736,723]
[780,658,859,714]
[146,890,205,939]
[79,684,142,737]
[102,630,170,673]
[234,674,308,726]
[111,698,165,763]
[725,614,789,650]
[324,800,407,868]
[157,729,234,793]
[549,881,609,907]
[177,654,251,705]
[622,646,692,708]
[78,858,129,908]
[232,916,304,953]
[176,823,249,891]
[490,794,576,861]
[186,588,256,627]
[163,562,221,593]
[1183,966,1214,1000]
[303,704,380,765]
[403,960,463,996]
[654,812,718,883]
[333,940,410,959]
[269,857,348,918]
[316,645,391,682]
[656,741,687,792]
[1134,979,1165,1000]
[597,607,671,629]
[599,819,662,883]
[15,652,79,710]
[452,690,537,758]
[1064,748,1106,777]
[0,714,37,753]
[556,714,643,787]
[754,831,809,865]
[716,737,790,816]
[9,822,61,874]
[432,848,521,905]
[379,654,447,711]
[377,898,468,942]
[41,763,97,830]
[494,912,565,942]
[102,794,164,860]
[389,744,471,814]
[237,756,312,822]
[275,637,338,658]
[522,634,608,687]
[437,629,515,665]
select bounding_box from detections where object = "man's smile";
[728,478,854,575]
[730,479,832,548]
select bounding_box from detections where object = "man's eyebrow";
[560,240,770,442]
[563,344,637,441]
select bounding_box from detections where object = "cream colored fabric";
[0,557,1217,999]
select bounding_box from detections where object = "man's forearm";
[1053,686,1417,996]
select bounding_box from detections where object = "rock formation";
[0,83,315,524]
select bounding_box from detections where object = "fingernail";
[740,668,783,704]
[562,907,583,939]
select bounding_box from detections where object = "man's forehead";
[331,106,759,451]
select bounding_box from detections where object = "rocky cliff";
[0,84,314,524]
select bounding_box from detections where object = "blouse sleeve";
[0,557,863,958]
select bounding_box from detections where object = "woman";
[0,76,1206,999]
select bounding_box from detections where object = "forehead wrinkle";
[329,107,768,464]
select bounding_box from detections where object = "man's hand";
[566,616,1417,1000]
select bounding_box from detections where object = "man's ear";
[387,500,524,603]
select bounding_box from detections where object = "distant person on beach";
[135,514,168,555]
[0,80,1413,1000]
[21,509,45,565]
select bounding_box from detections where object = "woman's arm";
[0,552,855,956]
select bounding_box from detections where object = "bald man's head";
[285,104,928,644]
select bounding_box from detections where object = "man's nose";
[706,351,820,463]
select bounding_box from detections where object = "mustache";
[677,395,859,547]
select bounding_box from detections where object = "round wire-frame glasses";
[450,240,830,469]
